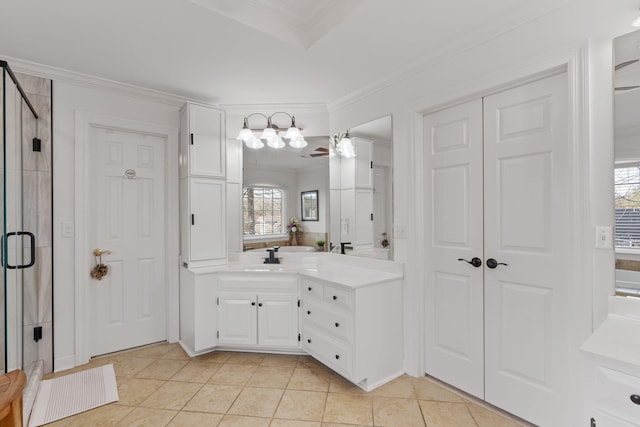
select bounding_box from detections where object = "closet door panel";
[424,98,485,399]
[483,72,569,427]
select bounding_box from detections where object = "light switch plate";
[595,225,612,249]
[394,224,407,239]
[61,221,74,238]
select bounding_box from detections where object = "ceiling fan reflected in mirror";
[300,147,330,158]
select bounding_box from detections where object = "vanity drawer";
[323,285,353,311]
[301,298,352,342]
[594,366,640,424]
[301,279,324,300]
[301,325,353,378]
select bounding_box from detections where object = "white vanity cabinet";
[179,268,218,355]
[179,102,227,267]
[298,274,403,391]
[216,274,300,351]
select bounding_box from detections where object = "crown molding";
[220,102,328,114]
[0,54,206,108]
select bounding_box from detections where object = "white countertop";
[184,252,403,289]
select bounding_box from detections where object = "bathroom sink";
[238,264,290,272]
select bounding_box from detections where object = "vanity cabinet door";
[187,103,225,178]
[218,292,257,346]
[257,294,299,348]
[354,138,373,188]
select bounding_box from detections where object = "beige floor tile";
[373,396,425,427]
[287,367,331,391]
[371,375,416,398]
[113,358,157,378]
[228,387,284,417]
[195,351,232,363]
[117,378,166,406]
[328,375,367,395]
[135,359,189,380]
[172,360,222,383]
[139,381,203,410]
[466,402,524,427]
[116,407,177,427]
[161,346,191,360]
[274,389,326,421]
[167,411,223,426]
[184,384,243,413]
[45,403,133,426]
[218,415,271,427]
[260,354,300,368]
[224,352,266,366]
[321,424,369,427]
[271,420,321,427]
[248,365,294,388]
[323,393,373,425]
[413,377,464,402]
[297,356,328,370]
[419,401,477,427]
[209,363,259,386]
[122,342,176,359]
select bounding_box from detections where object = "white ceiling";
[0,0,574,105]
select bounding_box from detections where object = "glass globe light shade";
[284,126,302,140]
[289,136,307,148]
[237,127,254,142]
[267,135,286,149]
[245,137,264,149]
[260,126,277,141]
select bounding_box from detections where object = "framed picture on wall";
[301,190,319,221]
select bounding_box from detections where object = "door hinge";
[32,138,42,152]
[190,133,194,145]
[297,299,300,307]
[33,326,43,342]
[191,214,195,225]
[217,330,219,338]
[298,333,301,342]
[370,161,373,169]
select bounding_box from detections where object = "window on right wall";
[615,165,640,249]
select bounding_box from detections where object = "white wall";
[327,0,636,424]
[53,81,181,370]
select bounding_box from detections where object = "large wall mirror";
[243,136,330,251]
[329,115,393,260]
[614,29,640,296]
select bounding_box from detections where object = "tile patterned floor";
[42,342,530,426]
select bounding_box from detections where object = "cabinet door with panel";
[186,103,225,177]
[217,292,257,346]
[189,177,226,264]
[257,294,299,348]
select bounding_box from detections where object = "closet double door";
[424,73,570,426]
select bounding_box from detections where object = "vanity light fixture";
[333,130,356,158]
[236,112,307,149]
[633,9,640,27]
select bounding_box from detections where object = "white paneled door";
[424,73,569,426]
[89,127,167,356]
[424,98,485,399]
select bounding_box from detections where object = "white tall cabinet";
[179,103,227,267]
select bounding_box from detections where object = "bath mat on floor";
[29,364,119,427]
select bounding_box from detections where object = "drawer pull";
[631,394,640,405]
[307,339,312,343]
[333,295,337,300]
[335,322,340,328]
[308,286,312,291]
[335,354,340,360]
[307,310,311,315]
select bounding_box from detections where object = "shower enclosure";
[1,60,53,405]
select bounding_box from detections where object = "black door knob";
[458,257,482,268]
[333,295,338,300]
[335,322,340,328]
[631,394,640,405]
[258,303,263,307]
[335,354,340,360]
[307,339,312,343]
[308,286,312,291]
[307,310,311,315]
[486,258,508,269]
[251,302,256,306]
